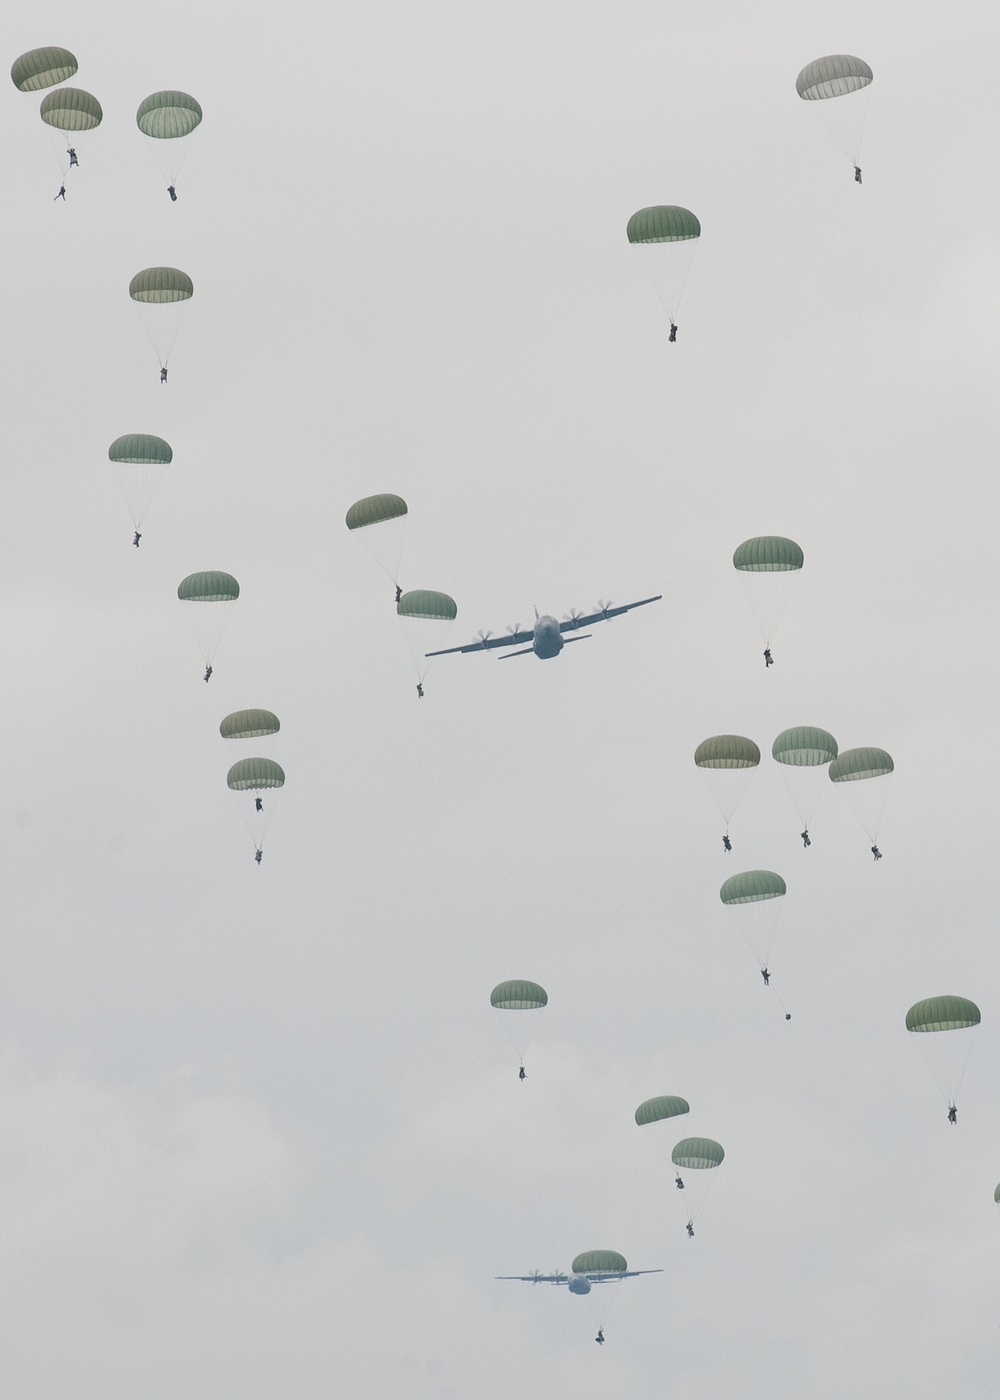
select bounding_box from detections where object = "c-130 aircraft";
[426,595,662,662]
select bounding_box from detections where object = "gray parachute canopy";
[796,55,873,101]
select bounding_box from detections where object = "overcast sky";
[3,1,1000,1395]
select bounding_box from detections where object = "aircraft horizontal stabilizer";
[562,634,592,644]
[497,646,536,660]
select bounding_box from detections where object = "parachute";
[38,86,102,176]
[771,726,838,836]
[733,537,803,651]
[994,1183,1000,1205]
[491,979,547,1071]
[346,493,408,590]
[720,869,787,972]
[220,710,280,740]
[905,996,981,1115]
[636,1095,691,1176]
[627,206,701,331]
[571,1250,627,1275]
[671,1137,724,1232]
[136,91,202,192]
[694,735,760,842]
[136,90,202,138]
[671,1137,725,1170]
[227,757,285,859]
[39,86,102,131]
[107,433,172,537]
[828,746,893,846]
[177,571,239,673]
[397,589,458,685]
[796,55,873,172]
[11,48,78,92]
[129,267,194,372]
[634,1095,690,1127]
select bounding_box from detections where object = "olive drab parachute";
[136,90,203,138]
[491,979,547,1071]
[129,267,194,373]
[227,757,285,859]
[634,1096,690,1127]
[771,727,838,837]
[694,735,760,843]
[177,571,239,674]
[39,86,102,131]
[108,433,172,537]
[346,493,408,591]
[671,1138,724,1233]
[905,996,981,1116]
[635,1095,691,1173]
[828,746,893,847]
[796,55,873,173]
[568,1250,629,1328]
[994,1183,1000,1205]
[627,206,701,332]
[720,869,787,972]
[571,1250,627,1276]
[733,536,803,653]
[220,710,280,740]
[397,589,457,685]
[38,86,102,176]
[11,48,78,92]
[136,91,202,193]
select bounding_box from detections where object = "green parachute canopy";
[346,494,408,530]
[694,735,760,769]
[772,727,838,766]
[627,206,701,244]
[108,433,172,465]
[829,747,894,782]
[490,980,547,1010]
[796,54,873,101]
[733,537,803,572]
[130,267,194,303]
[397,589,457,621]
[906,997,981,1033]
[571,1250,627,1275]
[177,571,239,602]
[11,47,78,92]
[227,757,285,792]
[136,90,202,139]
[720,870,785,905]
[994,1183,1000,1204]
[671,1137,725,1170]
[635,1096,690,1127]
[40,86,102,131]
[220,709,280,740]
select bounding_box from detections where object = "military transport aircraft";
[496,1253,662,1294]
[426,596,662,661]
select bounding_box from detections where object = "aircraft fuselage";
[532,615,564,659]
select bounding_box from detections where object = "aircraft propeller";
[475,629,493,649]
[596,599,613,618]
[506,622,522,638]
[552,1269,567,1283]
[563,608,585,629]
[528,1270,545,1284]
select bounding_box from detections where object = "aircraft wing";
[586,1269,664,1283]
[495,1274,569,1285]
[426,629,535,658]
[559,595,662,633]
